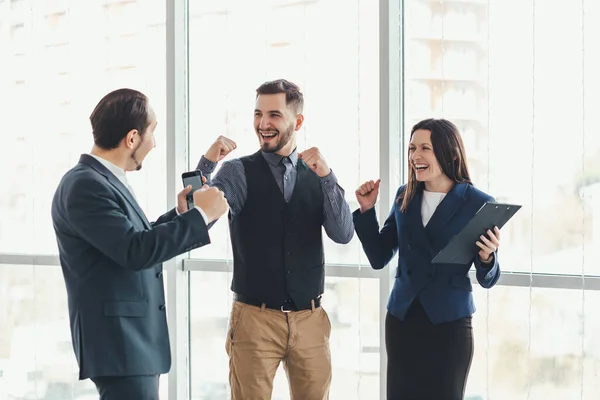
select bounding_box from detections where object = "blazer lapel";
[424,182,468,237]
[79,154,151,229]
[406,189,431,250]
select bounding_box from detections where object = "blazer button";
[159,304,166,311]
[156,271,163,278]
[407,244,412,250]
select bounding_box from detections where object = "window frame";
[2,0,600,399]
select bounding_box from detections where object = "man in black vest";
[196,79,354,399]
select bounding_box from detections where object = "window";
[107,34,139,69]
[3,0,600,398]
[0,0,168,256]
[44,11,69,46]
[468,286,600,398]
[0,264,97,399]
[103,0,142,37]
[404,0,599,276]
[42,0,68,15]
[9,0,27,23]
[44,43,70,75]
[11,54,27,82]
[10,23,27,54]
[145,0,166,26]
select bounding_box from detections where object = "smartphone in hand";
[181,170,205,211]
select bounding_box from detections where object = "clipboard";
[431,201,521,264]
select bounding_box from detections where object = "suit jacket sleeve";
[66,177,210,271]
[152,208,178,226]
[352,204,399,270]
[474,251,501,288]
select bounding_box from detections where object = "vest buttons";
[287,270,292,274]
[159,304,166,311]
[286,251,292,256]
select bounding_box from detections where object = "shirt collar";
[89,154,126,179]
[261,148,298,167]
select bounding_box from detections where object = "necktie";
[282,157,293,202]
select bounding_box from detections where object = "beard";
[257,123,294,153]
[130,141,144,171]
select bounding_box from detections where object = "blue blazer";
[51,154,210,379]
[353,182,500,324]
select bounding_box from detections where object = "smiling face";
[409,129,446,187]
[399,118,472,212]
[254,92,302,156]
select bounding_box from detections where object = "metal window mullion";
[165,0,190,398]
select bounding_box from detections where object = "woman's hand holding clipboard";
[431,202,521,264]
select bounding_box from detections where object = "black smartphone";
[181,170,205,211]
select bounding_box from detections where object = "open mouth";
[414,164,429,172]
[260,131,278,140]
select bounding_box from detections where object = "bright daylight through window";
[0,0,599,399]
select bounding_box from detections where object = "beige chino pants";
[225,300,332,400]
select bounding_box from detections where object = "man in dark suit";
[51,88,229,400]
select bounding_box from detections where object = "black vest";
[229,151,325,309]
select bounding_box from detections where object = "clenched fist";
[299,147,330,178]
[355,179,380,213]
[205,136,237,163]
[193,186,229,223]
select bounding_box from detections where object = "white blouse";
[421,190,446,227]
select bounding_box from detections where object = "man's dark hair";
[256,79,304,114]
[89,88,151,150]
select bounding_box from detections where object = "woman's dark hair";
[89,88,151,150]
[398,118,472,212]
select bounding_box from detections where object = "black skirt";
[385,299,474,400]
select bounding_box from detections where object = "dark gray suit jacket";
[51,154,210,380]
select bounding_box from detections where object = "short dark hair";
[89,88,151,150]
[256,79,304,114]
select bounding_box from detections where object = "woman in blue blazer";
[353,118,501,399]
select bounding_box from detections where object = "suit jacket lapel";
[79,154,151,229]
[424,182,468,237]
[406,189,431,250]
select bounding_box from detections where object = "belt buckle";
[280,303,293,313]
